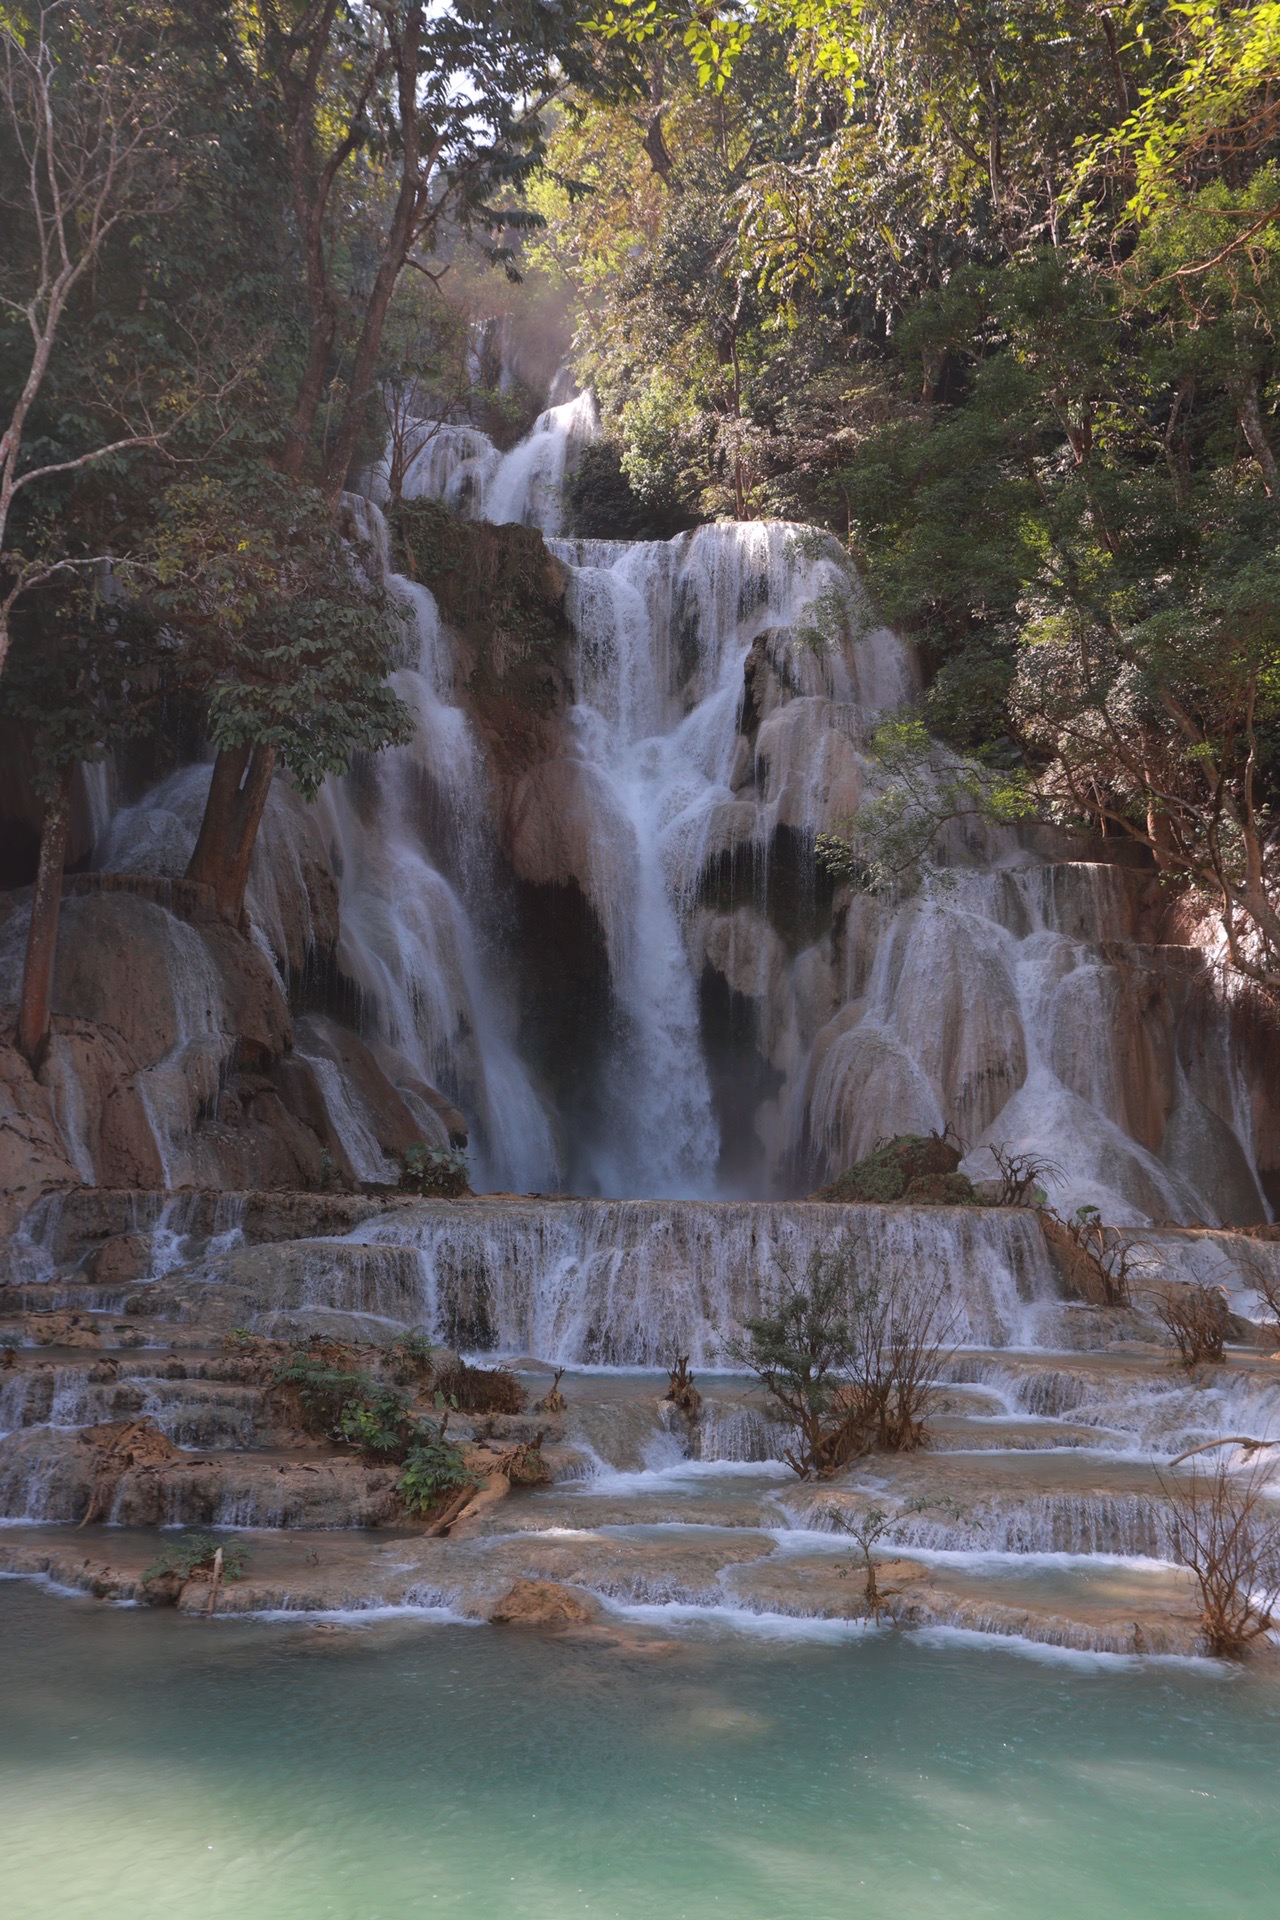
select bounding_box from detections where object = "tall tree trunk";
[1233,375,1279,496]
[16,761,74,1069]
[184,743,278,922]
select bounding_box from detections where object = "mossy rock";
[902,1170,978,1206]
[390,499,569,669]
[813,1131,963,1204]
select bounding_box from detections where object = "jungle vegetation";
[4,2,1280,1037]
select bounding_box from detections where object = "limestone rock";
[0,1039,81,1233]
[85,1234,154,1288]
[26,1309,102,1348]
[489,1578,598,1626]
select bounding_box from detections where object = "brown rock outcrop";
[489,1579,598,1626]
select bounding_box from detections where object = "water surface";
[2,1581,1277,1919]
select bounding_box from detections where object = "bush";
[1161,1454,1280,1659]
[432,1359,525,1415]
[143,1532,246,1595]
[737,1241,954,1477]
[400,1142,470,1199]
[397,1425,478,1517]
[272,1349,411,1458]
[1156,1283,1232,1367]
[814,1132,972,1205]
[336,1385,411,1457]
[388,1327,435,1386]
[988,1144,1062,1208]
[1047,1206,1143,1307]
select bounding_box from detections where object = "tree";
[251,0,592,497]
[147,469,413,921]
[0,584,157,1064]
[0,3,188,682]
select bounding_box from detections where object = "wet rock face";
[0,883,464,1208]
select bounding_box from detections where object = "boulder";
[489,1579,598,1627]
[85,1234,154,1289]
[813,1130,962,1204]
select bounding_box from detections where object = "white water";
[16,367,1263,1217]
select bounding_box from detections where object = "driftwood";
[665,1354,702,1422]
[206,1546,224,1616]
[1168,1437,1280,1468]
[535,1367,567,1414]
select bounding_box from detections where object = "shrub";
[813,1131,968,1205]
[400,1142,470,1198]
[988,1144,1062,1208]
[665,1353,701,1421]
[272,1351,373,1432]
[432,1359,525,1414]
[737,1241,954,1477]
[1156,1282,1232,1367]
[143,1532,247,1594]
[397,1424,478,1517]
[388,1327,435,1386]
[535,1366,567,1414]
[1049,1206,1143,1307]
[272,1349,411,1457]
[336,1385,411,1457]
[1161,1454,1280,1659]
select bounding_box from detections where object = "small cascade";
[389,391,596,534]
[346,1196,1060,1363]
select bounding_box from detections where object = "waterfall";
[344,1195,1059,1361]
[308,500,561,1193]
[37,368,1270,1221]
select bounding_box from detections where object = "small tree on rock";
[149,469,413,921]
[737,1239,954,1478]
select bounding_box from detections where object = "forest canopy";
[546,1,1280,999]
[3,2,1280,1015]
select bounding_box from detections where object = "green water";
[2,1583,1278,1920]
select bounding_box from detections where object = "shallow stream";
[3,1580,1277,1919]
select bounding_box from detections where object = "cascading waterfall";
[301,502,560,1192]
[35,364,1269,1219]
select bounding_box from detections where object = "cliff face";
[0,877,463,1232]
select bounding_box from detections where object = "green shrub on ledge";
[813,1132,977,1205]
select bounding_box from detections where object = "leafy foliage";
[400,1142,472,1199]
[397,1425,479,1517]
[143,1531,246,1589]
[271,1350,411,1457]
[148,471,412,797]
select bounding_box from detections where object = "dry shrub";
[1240,1251,1280,1352]
[1044,1208,1143,1307]
[432,1359,525,1415]
[989,1144,1063,1208]
[1155,1282,1232,1366]
[535,1366,567,1414]
[1161,1454,1280,1659]
[739,1242,955,1479]
[665,1353,702,1421]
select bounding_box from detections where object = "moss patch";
[813,1132,976,1205]
[391,500,570,670]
